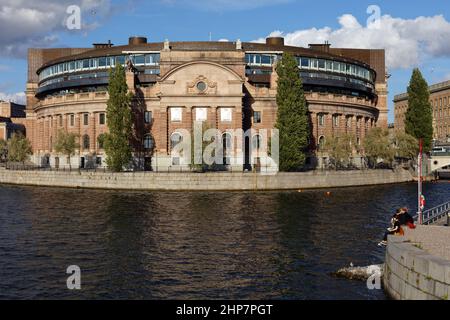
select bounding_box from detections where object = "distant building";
[23,36,388,169]
[0,101,26,140]
[394,80,450,142]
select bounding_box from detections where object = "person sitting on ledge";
[378,209,404,247]
[397,207,416,229]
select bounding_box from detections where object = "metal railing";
[414,201,450,225]
[2,163,279,174]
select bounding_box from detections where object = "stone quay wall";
[0,168,412,191]
[384,227,450,300]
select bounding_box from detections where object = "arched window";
[222,133,232,165]
[318,136,325,151]
[170,132,182,151]
[144,135,153,150]
[83,134,90,150]
[252,134,262,150]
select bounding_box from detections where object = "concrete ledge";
[0,168,413,191]
[384,230,450,300]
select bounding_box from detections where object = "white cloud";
[0,91,26,105]
[0,0,113,58]
[254,14,450,70]
[160,0,292,11]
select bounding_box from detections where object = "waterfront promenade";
[384,226,450,300]
[0,168,413,191]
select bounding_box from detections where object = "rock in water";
[333,264,384,281]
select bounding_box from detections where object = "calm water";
[0,181,449,300]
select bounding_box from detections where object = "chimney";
[129,36,148,45]
[266,37,285,47]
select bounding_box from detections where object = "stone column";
[209,106,217,129]
[75,113,81,153]
[89,113,96,153]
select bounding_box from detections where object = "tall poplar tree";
[404,68,433,152]
[104,63,133,172]
[275,52,310,171]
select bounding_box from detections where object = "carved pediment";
[187,75,217,95]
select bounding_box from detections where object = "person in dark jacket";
[378,209,403,247]
[397,207,416,229]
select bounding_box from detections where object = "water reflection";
[0,182,449,299]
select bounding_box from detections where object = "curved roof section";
[36,41,374,74]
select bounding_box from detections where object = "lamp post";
[417,138,423,225]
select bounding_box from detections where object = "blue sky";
[1,0,450,123]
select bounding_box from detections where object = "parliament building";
[16,36,388,170]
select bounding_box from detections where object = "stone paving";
[403,225,450,261]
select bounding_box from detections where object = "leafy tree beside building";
[7,133,32,164]
[103,63,133,172]
[0,139,7,162]
[54,129,79,169]
[363,128,395,168]
[393,131,419,160]
[404,68,433,152]
[275,52,310,171]
[324,134,356,169]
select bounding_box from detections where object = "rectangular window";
[326,61,333,71]
[220,108,232,122]
[171,107,182,122]
[116,55,126,65]
[83,59,90,69]
[195,108,207,121]
[134,55,145,65]
[261,55,271,65]
[318,59,326,69]
[99,113,106,125]
[333,115,339,127]
[318,114,325,126]
[70,114,75,126]
[98,57,106,67]
[300,58,309,68]
[346,116,352,128]
[59,115,63,127]
[144,111,152,124]
[333,62,340,72]
[83,113,89,125]
[253,111,262,124]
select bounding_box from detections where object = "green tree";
[324,133,356,169]
[393,131,418,160]
[0,139,7,162]
[190,122,216,172]
[275,52,310,171]
[404,68,433,152]
[103,63,133,172]
[363,128,395,168]
[7,132,32,164]
[54,129,79,169]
